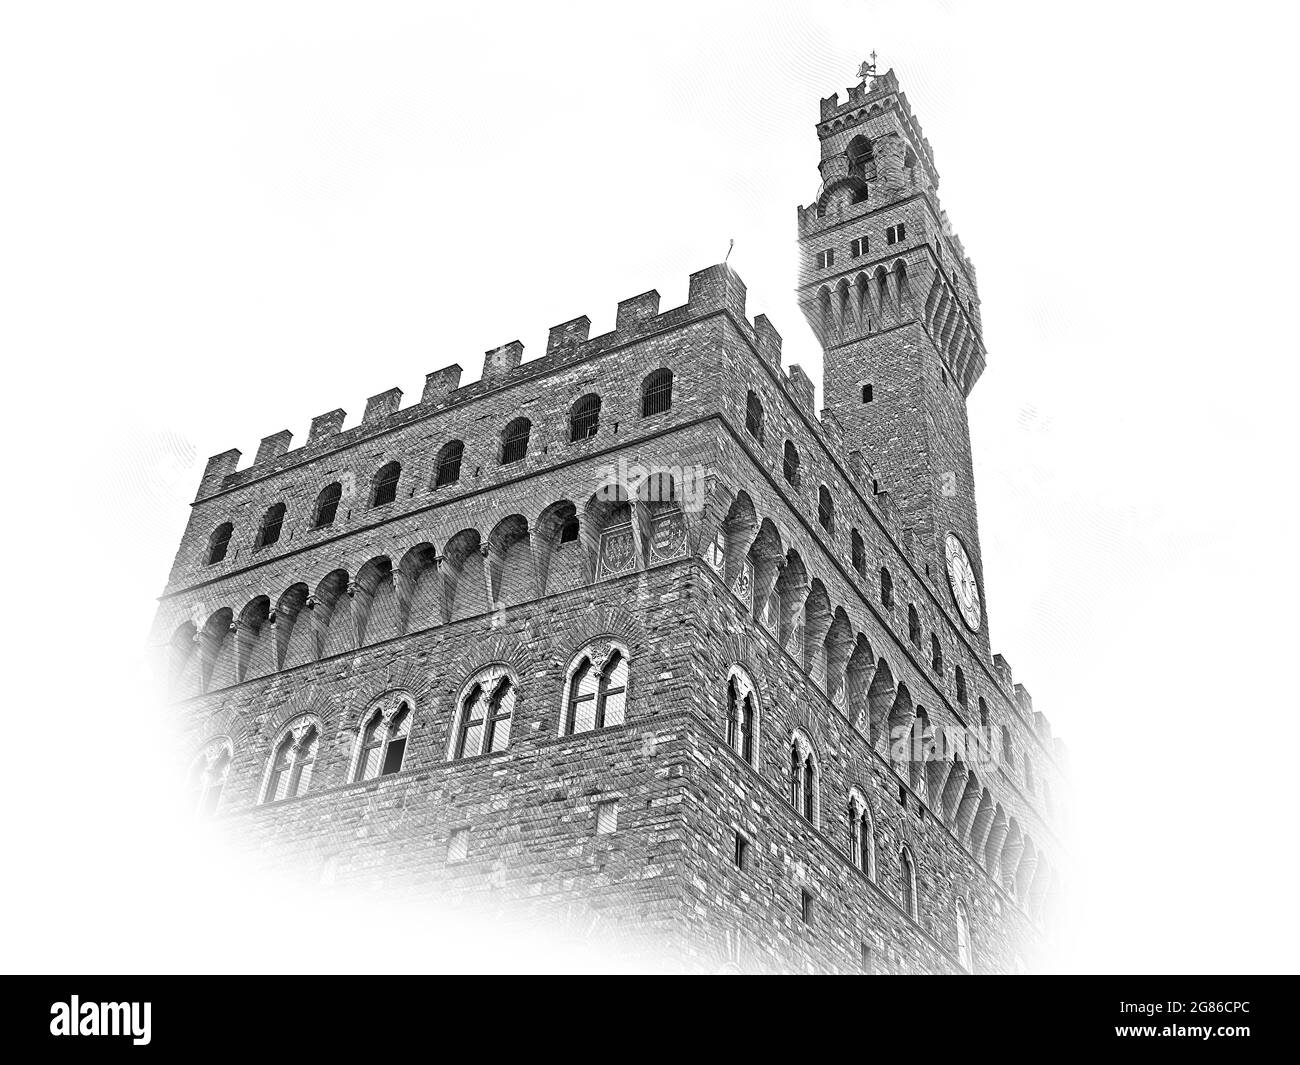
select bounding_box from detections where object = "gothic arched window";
[789,732,818,826]
[371,461,401,507]
[353,698,413,780]
[452,668,516,759]
[725,667,758,765]
[569,393,601,442]
[313,482,342,528]
[900,844,919,919]
[879,567,894,610]
[955,897,973,970]
[262,718,321,803]
[501,417,531,464]
[641,368,673,416]
[930,633,943,673]
[563,643,629,735]
[434,440,464,488]
[206,522,233,565]
[955,665,968,709]
[255,502,286,550]
[189,739,232,816]
[848,790,876,880]
[908,604,921,646]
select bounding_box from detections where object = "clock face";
[944,533,982,631]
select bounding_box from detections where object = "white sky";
[3,0,1298,973]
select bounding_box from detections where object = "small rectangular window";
[898,785,907,809]
[800,889,815,925]
[596,800,619,835]
[886,223,906,245]
[734,831,750,871]
[815,249,834,269]
[850,236,868,257]
[861,943,873,972]
[447,827,470,864]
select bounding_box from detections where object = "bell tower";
[798,62,991,646]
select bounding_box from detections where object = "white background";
[2,0,1297,973]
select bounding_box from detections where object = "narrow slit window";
[744,391,764,444]
[851,529,866,575]
[817,486,835,533]
[734,831,749,871]
[782,441,801,486]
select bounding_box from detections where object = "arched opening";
[370,461,400,507]
[563,643,629,734]
[313,482,342,528]
[744,391,764,443]
[453,670,516,758]
[817,485,835,533]
[434,440,464,488]
[206,522,233,565]
[955,898,972,970]
[725,668,758,765]
[535,500,584,595]
[900,845,918,919]
[500,417,531,464]
[569,393,601,442]
[641,368,673,416]
[255,502,286,550]
[782,440,800,486]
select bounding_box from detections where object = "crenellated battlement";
[817,69,938,186]
[160,59,1065,973]
[196,264,846,501]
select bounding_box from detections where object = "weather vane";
[857,51,878,81]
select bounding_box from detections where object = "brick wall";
[159,258,1063,973]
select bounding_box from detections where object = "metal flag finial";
[725,238,734,264]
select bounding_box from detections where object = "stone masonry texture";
[155,69,1066,974]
